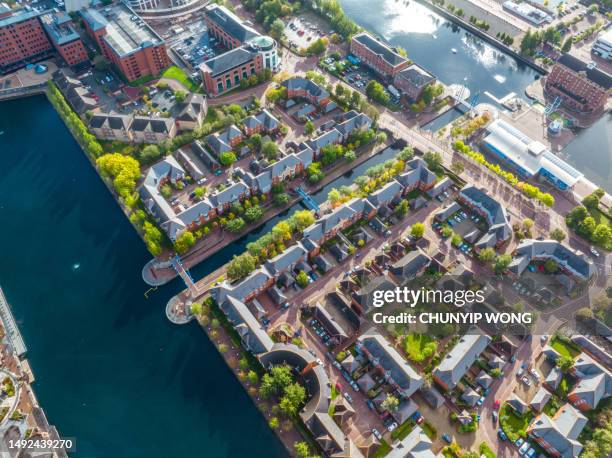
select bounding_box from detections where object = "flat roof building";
[592,29,612,61]
[482,119,583,190]
[40,12,88,66]
[82,5,170,82]
[0,8,55,73]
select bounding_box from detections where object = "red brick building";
[350,32,410,80]
[82,5,170,82]
[203,4,259,50]
[0,9,53,73]
[545,54,612,114]
[40,12,88,67]
[200,47,262,95]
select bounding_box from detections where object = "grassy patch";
[499,403,533,442]
[550,335,580,359]
[422,421,437,439]
[391,420,415,441]
[556,376,574,398]
[371,439,392,458]
[128,74,156,87]
[479,442,496,458]
[403,333,436,363]
[543,395,562,417]
[161,65,199,92]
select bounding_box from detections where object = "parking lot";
[284,13,331,51]
[166,19,226,74]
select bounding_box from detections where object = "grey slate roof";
[264,244,307,276]
[221,296,274,354]
[204,4,260,43]
[530,386,552,412]
[132,116,174,133]
[358,328,423,397]
[282,77,330,104]
[389,248,431,281]
[89,112,132,130]
[212,268,272,304]
[209,180,249,207]
[176,93,206,122]
[200,46,256,77]
[459,185,511,245]
[461,387,480,406]
[529,404,587,458]
[367,180,403,207]
[509,239,595,280]
[396,64,435,88]
[433,330,491,390]
[387,425,437,458]
[353,32,408,67]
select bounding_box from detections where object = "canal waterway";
[339,0,541,100]
[339,0,611,191]
[560,114,612,193]
[0,96,288,458]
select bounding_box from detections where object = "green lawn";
[550,336,580,359]
[479,442,496,458]
[160,65,199,92]
[391,420,415,441]
[403,333,436,363]
[499,403,533,442]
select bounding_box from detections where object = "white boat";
[451,48,458,54]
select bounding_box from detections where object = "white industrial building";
[481,119,583,190]
[592,29,612,61]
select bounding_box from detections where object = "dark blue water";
[339,0,541,100]
[0,95,288,458]
[560,114,612,193]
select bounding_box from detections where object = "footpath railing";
[0,83,47,101]
[0,286,27,358]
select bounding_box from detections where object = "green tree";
[274,193,290,206]
[174,231,196,254]
[143,221,163,256]
[539,193,555,207]
[227,253,257,280]
[190,302,203,316]
[280,382,307,416]
[245,205,264,222]
[262,141,278,160]
[566,205,588,226]
[269,18,285,39]
[493,254,512,274]
[96,153,141,197]
[398,146,414,161]
[328,188,341,206]
[365,80,390,105]
[344,149,356,161]
[247,370,259,385]
[225,217,246,233]
[423,151,443,174]
[395,199,409,218]
[296,271,309,288]
[451,233,462,247]
[592,224,611,247]
[478,247,497,262]
[579,216,597,238]
[544,259,558,273]
[304,120,315,135]
[561,38,572,52]
[556,355,574,373]
[411,222,425,238]
[219,151,237,166]
[550,228,566,242]
[268,417,279,429]
[174,90,186,103]
[260,364,293,398]
[251,133,262,152]
[381,395,400,412]
[293,210,315,231]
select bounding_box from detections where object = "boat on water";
[451,48,458,54]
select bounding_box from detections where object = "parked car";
[372,429,382,440]
[518,441,530,455]
[498,429,508,441]
[442,434,452,443]
[493,400,501,410]
[343,392,353,403]
[477,396,485,406]
[522,376,531,386]
[492,411,498,422]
